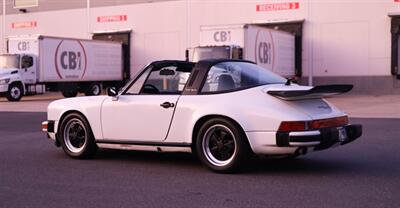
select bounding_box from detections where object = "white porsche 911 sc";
[42,59,362,173]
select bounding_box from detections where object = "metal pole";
[86,0,90,39]
[308,0,313,86]
[186,0,190,57]
[2,0,5,53]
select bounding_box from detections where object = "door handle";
[160,102,175,108]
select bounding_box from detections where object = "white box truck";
[191,24,295,77]
[0,35,124,101]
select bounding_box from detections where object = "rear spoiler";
[267,85,353,101]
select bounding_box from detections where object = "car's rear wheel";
[196,118,251,173]
[59,113,97,159]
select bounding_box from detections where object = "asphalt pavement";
[0,111,399,208]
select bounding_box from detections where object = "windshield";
[201,61,286,93]
[0,55,19,69]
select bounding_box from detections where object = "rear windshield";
[201,61,286,93]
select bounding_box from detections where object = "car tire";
[84,82,102,96]
[61,89,78,98]
[196,118,251,173]
[6,82,23,102]
[59,113,98,159]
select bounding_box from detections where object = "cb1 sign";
[55,40,87,79]
[255,29,274,70]
[213,30,231,42]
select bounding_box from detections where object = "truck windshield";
[0,55,19,69]
[192,46,230,62]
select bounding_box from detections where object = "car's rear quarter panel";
[166,86,313,144]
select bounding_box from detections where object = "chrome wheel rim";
[63,118,87,153]
[10,86,21,99]
[202,124,237,166]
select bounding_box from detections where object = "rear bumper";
[245,124,362,155]
[276,124,362,150]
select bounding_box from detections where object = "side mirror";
[107,87,118,100]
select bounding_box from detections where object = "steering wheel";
[142,84,160,94]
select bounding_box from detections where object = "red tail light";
[278,116,348,132]
[311,116,348,129]
[278,121,308,132]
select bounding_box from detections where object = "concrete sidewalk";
[326,94,400,119]
[0,92,66,112]
[1,93,400,118]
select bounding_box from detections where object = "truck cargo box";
[8,36,123,83]
[197,24,295,77]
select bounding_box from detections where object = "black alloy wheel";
[196,118,251,173]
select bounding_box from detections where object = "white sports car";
[42,59,362,173]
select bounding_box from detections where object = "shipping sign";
[11,21,37,29]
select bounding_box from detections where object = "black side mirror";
[107,87,118,97]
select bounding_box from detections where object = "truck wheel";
[59,113,98,159]
[196,118,251,173]
[62,89,78,98]
[84,83,102,96]
[6,83,23,102]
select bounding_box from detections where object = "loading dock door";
[259,20,303,77]
[390,15,400,78]
[92,31,131,81]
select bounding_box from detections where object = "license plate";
[337,127,347,142]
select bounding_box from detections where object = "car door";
[20,55,36,84]
[101,63,192,142]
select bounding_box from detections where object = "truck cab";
[0,54,39,101]
[191,45,243,62]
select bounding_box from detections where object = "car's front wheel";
[196,118,251,173]
[59,113,97,159]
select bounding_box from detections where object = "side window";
[141,66,190,95]
[21,55,33,68]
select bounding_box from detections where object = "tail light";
[278,121,308,132]
[311,116,348,129]
[278,116,348,132]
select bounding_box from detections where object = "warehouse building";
[1,0,400,94]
